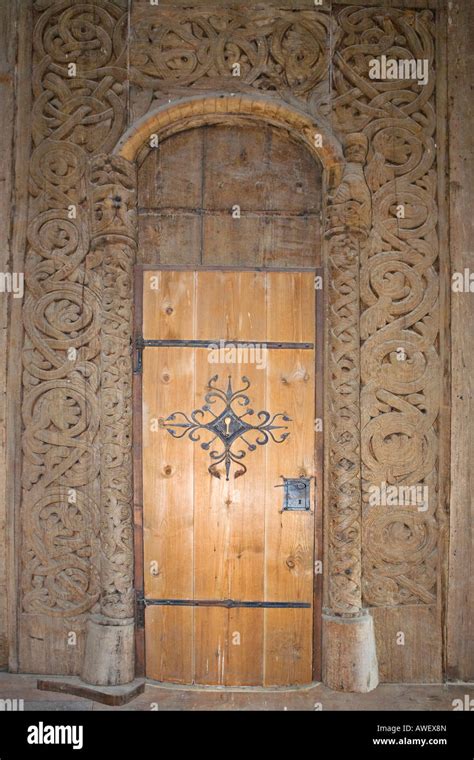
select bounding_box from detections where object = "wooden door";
[140,270,316,686]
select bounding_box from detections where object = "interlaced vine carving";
[88,154,137,619]
[332,6,439,606]
[18,0,442,674]
[21,1,128,637]
[130,7,333,117]
[325,132,371,615]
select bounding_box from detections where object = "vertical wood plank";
[264,608,314,686]
[263,272,315,685]
[193,608,265,686]
[192,271,266,684]
[143,270,194,340]
[145,607,193,684]
[447,0,474,681]
[142,271,195,681]
[194,271,266,342]
[224,609,264,686]
[194,607,227,685]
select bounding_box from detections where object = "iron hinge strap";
[133,337,314,374]
[135,591,146,628]
[137,598,311,609]
[133,335,145,375]
[139,339,314,349]
[135,595,310,626]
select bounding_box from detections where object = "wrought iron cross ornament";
[159,375,291,480]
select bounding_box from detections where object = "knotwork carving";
[22,490,100,616]
[130,8,333,117]
[332,6,439,606]
[32,0,127,154]
[21,1,128,630]
[88,154,137,619]
[17,0,442,676]
[325,132,371,615]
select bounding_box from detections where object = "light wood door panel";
[195,270,267,342]
[142,271,317,685]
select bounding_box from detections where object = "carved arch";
[100,93,371,628]
[115,94,344,182]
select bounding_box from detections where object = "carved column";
[330,5,441,684]
[323,134,378,692]
[81,155,138,686]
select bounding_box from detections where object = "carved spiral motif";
[20,1,441,657]
[22,490,100,616]
[131,10,332,102]
[21,0,129,628]
[32,1,127,154]
[333,7,439,606]
[364,509,437,605]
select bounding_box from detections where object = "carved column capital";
[325,133,371,241]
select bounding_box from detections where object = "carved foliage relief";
[332,7,440,607]
[130,7,334,117]
[19,0,441,670]
[325,131,372,614]
[88,155,137,620]
[21,0,128,635]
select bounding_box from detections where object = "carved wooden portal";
[17,2,441,692]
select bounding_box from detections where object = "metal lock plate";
[280,478,311,511]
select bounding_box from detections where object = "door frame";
[132,264,324,683]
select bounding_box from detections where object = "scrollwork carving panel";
[130,7,334,118]
[16,0,443,675]
[332,5,440,607]
[19,0,129,671]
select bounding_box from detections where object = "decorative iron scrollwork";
[160,375,291,481]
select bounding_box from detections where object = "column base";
[81,615,135,686]
[322,610,379,692]
[37,676,145,706]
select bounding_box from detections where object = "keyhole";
[224,416,231,436]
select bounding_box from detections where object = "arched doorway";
[78,95,378,692]
[133,121,323,685]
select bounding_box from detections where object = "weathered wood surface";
[372,606,442,683]
[138,124,322,269]
[0,0,18,670]
[447,0,474,682]
[1,0,454,689]
[0,672,469,711]
[130,0,443,671]
[18,0,131,676]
